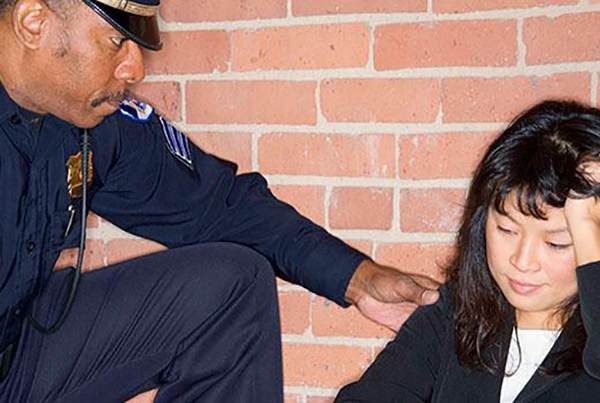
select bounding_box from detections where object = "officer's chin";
[67,114,106,129]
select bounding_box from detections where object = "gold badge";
[66,150,94,198]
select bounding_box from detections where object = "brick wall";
[67,1,600,401]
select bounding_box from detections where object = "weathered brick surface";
[434,0,576,13]
[232,24,369,71]
[524,13,600,65]
[144,31,229,75]
[54,240,104,273]
[259,133,395,177]
[283,344,371,387]
[105,239,166,266]
[329,187,393,229]
[375,243,454,281]
[442,74,590,123]
[187,80,317,124]
[161,0,287,22]
[279,291,311,334]
[400,188,466,233]
[293,0,426,15]
[399,132,496,179]
[321,78,440,123]
[375,20,516,70]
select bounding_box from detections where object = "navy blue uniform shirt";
[0,82,367,346]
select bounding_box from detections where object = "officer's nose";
[115,41,146,85]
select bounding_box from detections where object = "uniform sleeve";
[576,261,600,379]
[89,113,367,306]
[334,288,452,402]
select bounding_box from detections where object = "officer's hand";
[345,260,440,331]
[565,162,600,266]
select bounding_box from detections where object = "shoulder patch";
[158,116,194,170]
[119,98,154,122]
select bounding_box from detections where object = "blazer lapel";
[514,319,577,402]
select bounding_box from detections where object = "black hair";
[448,99,600,374]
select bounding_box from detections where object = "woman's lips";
[508,278,544,295]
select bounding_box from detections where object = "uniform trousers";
[0,243,283,402]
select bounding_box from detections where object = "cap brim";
[83,0,162,51]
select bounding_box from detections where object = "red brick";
[283,344,371,387]
[524,13,600,65]
[329,187,393,230]
[400,188,466,233]
[434,0,575,13]
[87,213,101,229]
[293,0,426,15]
[131,81,181,122]
[285,395,302,403]
[144,31,229,75]
[312,296,393,338]
[187,81,316,125]
[279,291,310,335]
[105,239,166,265]
[232,24,369,71]
[160,0,286,22]
[321,78,440,123]
[442,74,590,123]
[307,398,334,403]
[375,243,454,281]
[270,185,326,226]
[399,132,496,179]
[375,20,516,70]
[188,132,253,174]
[53,240,104,273]
[259,133,395,177]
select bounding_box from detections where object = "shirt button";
[10,114,21,125]
[27,241,36,252]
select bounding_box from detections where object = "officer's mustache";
[90,90,131,108]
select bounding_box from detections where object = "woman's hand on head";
[565,162,600,266]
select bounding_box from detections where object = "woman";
[335,100,600,402]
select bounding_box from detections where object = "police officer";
[0,0,440,401]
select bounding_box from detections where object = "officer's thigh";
[0,243,282,403]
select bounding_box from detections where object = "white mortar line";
[168,123,504,135]
[282,334,391,347]
[516,19,526,71]
[264,176,470,188]
[142,62,600,81]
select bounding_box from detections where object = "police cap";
[82,0,162,51]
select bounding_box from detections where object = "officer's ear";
[11,0,49,49]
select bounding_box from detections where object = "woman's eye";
[547,242,572,250]
[497,225,514,235]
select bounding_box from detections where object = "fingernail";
[422,290,439,304]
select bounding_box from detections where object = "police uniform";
[0,1,367,401]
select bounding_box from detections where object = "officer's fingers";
[384,272,440,305]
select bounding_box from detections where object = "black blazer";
[335,263,600,402]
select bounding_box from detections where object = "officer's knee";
[172,243,275,312]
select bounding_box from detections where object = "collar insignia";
[119,98,154,122]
